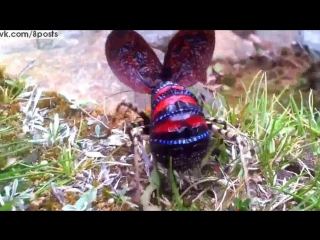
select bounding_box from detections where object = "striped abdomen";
[149,81,210,171]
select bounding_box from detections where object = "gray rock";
[37,31,84,50]
[63,30,85,39]
[213,30,256,62]
[135,30,178,52]
[0,38,36,55]
[2,30,314,116]
[255,30,300,48]
[295,30,320,58]
[136,30,257,61]
[232,30,256,39]
[36,31,103,50]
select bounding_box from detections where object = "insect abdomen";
[149,82,210,171]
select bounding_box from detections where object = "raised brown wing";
[105,30,163,94]
[161,30,215,88]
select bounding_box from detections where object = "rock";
[296,30,320,57]
[0,30,258,114]
[232,30,256,39]
[135,30,178,52]
[0,38,36,55]
[255,30,300,48]
[63,30,85,39]
[0,30,310,115]
[137,30,258,63]
[213,30,256,62]
[36,30,104,50]
[151,48,165,63]
[39,30,82,50]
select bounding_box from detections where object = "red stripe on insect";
[155,85,184,99]
[152,95,197,119]
[152,114,208,134]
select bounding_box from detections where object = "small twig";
[75,104,109,129]
[211,190,219,210]
[18,59,37,78]
[215,186,230,211]
[87,133,109,139]
[237,139,252,198]
[127,125,143,205]
[180,177,218,198]
[159,196,171,207]
[192,187,211,202]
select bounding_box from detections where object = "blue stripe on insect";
[152,82,179,94]
[150,130,210,145]
[154,108,204,123]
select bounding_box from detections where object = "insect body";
[149,81,210,171]
[105,30,218,171]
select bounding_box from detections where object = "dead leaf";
[84,151,106,158]
[143,205,161,211]
[1,157,17,170]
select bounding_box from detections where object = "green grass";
[202,71,320,211]
[1,70,320,211]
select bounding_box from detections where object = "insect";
[105,30,253,177]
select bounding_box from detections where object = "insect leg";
[116,100,150,134]
[124,122,145,204]
[206,117,253,197]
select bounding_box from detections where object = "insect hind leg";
[206,118,227,130]
[116,100,151,134]
[206,117,251,154]
[206,116,254,197]
[125,120,154,205]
